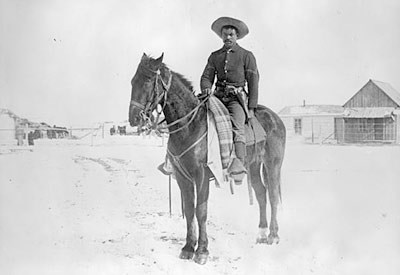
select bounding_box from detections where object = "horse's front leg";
[176,175,197,260]
[193,167,210,265]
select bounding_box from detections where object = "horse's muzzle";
[129,104,141,127]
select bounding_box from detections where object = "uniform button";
[225,60,228,63]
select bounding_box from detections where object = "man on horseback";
[130,50,285,264]
[200,17,259,181]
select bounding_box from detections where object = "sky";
[1,0,400,126]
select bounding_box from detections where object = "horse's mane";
[171,71,195,93]
[139,55,195,93]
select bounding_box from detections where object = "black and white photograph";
[1,0,400,274]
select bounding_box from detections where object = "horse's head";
[129,53,164,127]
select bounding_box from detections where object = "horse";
[129,53,286,265]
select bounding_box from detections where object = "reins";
[167,131,207,182]
[157,96,209,134]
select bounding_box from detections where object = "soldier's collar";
[222,43,239,52]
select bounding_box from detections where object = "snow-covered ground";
[1,135,399,275]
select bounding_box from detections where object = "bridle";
[130,65,172,133]
[130,65,208,135]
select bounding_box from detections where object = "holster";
[235,88,249,122]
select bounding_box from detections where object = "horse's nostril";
[132,116,141,126]
[129,114,138,126]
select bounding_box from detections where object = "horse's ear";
[141,53,148,60]
[154,52,164,67]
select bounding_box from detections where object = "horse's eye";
[144,81,153,90]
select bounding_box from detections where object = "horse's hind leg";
[193,167,210,265]
[249,162,269,243]
[176,176,197,260]
[264,162,281,245]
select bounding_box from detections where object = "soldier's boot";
[228,142,247,185]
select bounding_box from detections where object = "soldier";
[200,16,259,180]
[16,127,24,146]
[28,131,34,146]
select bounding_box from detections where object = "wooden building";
[0,109,18,144]
[0,108,70,144]
[335,80,400,144]
[279,104,344,143]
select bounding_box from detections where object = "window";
[294,118,302,135]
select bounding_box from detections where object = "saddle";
[245,117,267,146]
[158,95,267,187]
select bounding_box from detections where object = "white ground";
[1,135,399,275]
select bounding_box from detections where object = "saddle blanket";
[207,96,233,169]
[207,111,228,186]
[207,95,267,186]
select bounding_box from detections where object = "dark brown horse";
[129,53,285,265]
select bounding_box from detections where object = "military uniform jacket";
[200,43,259,109]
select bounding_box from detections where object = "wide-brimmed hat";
[211,17,249,39]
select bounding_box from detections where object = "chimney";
[303,100,306,107]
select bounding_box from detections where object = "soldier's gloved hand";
[202,88,212,96]
[198,88,212,99]
[248,108,255,118]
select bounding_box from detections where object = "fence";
[283,116,399,145]
[0,123,168,147]
[335,118,397,144]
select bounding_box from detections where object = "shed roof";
[0,108,19,119]
[1,108,41,126]
[278,105,344,117]
[343,107,395,118]
[370,80,400,106]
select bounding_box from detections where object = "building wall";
[0,114,16,142]
[281,115,336,143]
[396,114,400,144]
[335,118,345,143]
[344,81,398,108]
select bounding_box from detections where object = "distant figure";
[28,131,34,146]
[110,125,116,135]
[16,127,24,146]
[33,129,42,139]
[47,129,56,139]
[118,126,126,135]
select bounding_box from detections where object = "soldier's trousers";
[223,98,246,144]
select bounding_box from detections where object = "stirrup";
[157,162,173,176]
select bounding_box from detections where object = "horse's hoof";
[179,250,194,260]
[256,228,268,244]
[256,237,269,244]
[266,234,280,245]
[194,252,209,265]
